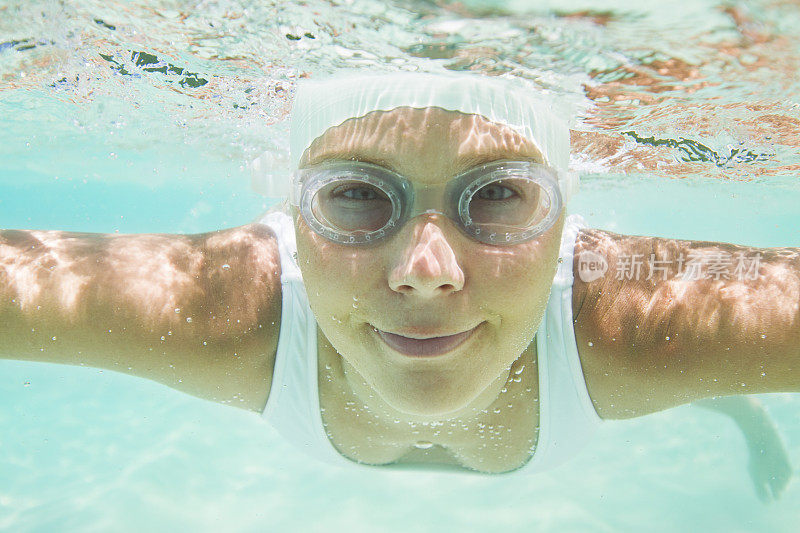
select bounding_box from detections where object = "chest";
[317,337,541,473]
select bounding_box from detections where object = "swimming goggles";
[291,160,563,246]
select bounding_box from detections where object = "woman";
[1,73,797,479]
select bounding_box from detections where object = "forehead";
[300,107,543,184]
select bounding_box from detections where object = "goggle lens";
[465,177,550,230]
[312,180,394,234]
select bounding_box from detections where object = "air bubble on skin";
[186,317,192,323]
[665,336,670,341]
[588,341,593,347]
[414,441,434,449]
[221,264,231,270]
[493,408,501,414]
[175,308,181,314]
[161,336,166,341]
[514,365,525,375]
[51,336,56,341]
[760,334,766,339]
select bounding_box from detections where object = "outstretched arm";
[573,228,800,417]
[694,396,792,502]
[0,224,282,411]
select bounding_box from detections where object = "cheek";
[469,230,562,332]
[295,219,385,325]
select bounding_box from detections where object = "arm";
[572,228,800,418]
[0,223,282,412]
[694,396,792,502]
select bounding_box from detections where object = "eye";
[337,185,382,201]
[323,181,391,207]
[475,183,517,201]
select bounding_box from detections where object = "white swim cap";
[251,72,578,202]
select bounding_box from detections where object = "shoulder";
[570,228,679,419]
[196,222,283,411]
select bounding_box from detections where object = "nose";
[388,218,465,297]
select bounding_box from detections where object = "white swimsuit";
[259,210,601,474]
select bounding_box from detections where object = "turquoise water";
[1,0,799,531]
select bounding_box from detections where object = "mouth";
[373,325,479,358]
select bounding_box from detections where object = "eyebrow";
[305,151,543,175]
[305,152,401,173]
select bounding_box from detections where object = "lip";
[374,325,479,358]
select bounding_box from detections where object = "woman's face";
[295,107,565,418]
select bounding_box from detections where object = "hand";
[745,422,793,503]
[694,396,793,502]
